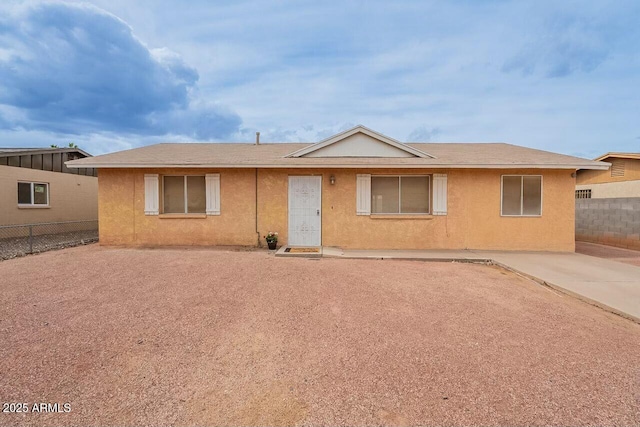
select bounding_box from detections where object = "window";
[162,176,206,214]
[371,176,430,214]
[501,175,542,216]
[17,182,49,206]
[575,189,591,199]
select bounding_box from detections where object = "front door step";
[275,246,322,258]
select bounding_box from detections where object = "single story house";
[576,152,640,199]
[67,126,607,251]
[1,147,98,226]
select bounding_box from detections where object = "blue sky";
[0,0,638,157]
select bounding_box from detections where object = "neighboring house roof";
[0,147,93,158]
[1,147,97,176]
[594,152,640,162]
[66,127,608,170]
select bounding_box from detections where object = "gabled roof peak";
[286,125,435,158]
[594,152,640,161]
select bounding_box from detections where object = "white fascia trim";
[66,163,611,170]
[594,153,640,161]
[284,125,435,159]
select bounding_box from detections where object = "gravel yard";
[0,245,638,426]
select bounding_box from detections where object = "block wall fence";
[575,197,640,250]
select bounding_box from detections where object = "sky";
[0,0,638,158]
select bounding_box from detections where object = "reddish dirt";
[0,245,638,426]
[576,241,640,267]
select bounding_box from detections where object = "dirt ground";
[0,245,638,426]
[576,241,640,267]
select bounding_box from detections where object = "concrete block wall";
[575,197,640,250]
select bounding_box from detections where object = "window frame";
[17,181,50,207]
[371,175,431,215]
[500,175,543,217]
[161,175,206,214]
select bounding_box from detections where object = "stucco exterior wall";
[0,165,98,225]
[99,167,575,251]
[98,168,258,246]
[577,158,640,185]
[258,168,573,251]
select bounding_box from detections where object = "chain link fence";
[0,220,98,261]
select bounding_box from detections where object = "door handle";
[317,209,320,215]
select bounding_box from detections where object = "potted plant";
[265,231,278,250]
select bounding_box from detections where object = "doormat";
[284,247,320,253]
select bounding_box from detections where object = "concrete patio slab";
[576,241,640,267]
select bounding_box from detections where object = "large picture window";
[501,175,542,216]
[162,176,206,214]
[371,176,430,214]
[17,182,49,206]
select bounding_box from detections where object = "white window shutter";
[206,173,220,215]
[144,174,159,215]
[356,174,371,215]
[433,173,447,215]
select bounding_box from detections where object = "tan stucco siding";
[456,169,574,251]
[0,165,97,225]
[98,168,575,251]
[258,168,574,251]
[98,168,257,246]
[577,158,640,184]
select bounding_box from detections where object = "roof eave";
[65,162,610,170]
[594,152,640,161]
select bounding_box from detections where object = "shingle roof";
[65,142,608,170]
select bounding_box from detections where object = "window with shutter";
[162,176,206,214]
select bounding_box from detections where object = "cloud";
[502,15,609,78]
[229,122,356,143]
[0,2,240,138]
[406,126,441,142]
[0,111,9,129]
[0,0,638,159]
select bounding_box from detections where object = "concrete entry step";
[275,246,322,258]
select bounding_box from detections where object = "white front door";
[288,176,322,246]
